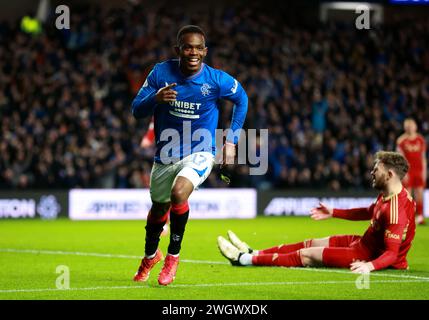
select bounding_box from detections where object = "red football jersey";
[397,134,426,172]
[333,187,416,270]
[141,118,155,147]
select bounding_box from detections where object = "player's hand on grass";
[350,261,374,274]
[310,202,333,220]
[155,83,177,103]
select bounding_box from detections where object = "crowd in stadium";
[0,2,428,190]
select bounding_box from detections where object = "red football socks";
[258,241,306,254]
[252,251,303,267]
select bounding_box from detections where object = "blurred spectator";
[311,88,329,134]
[0,3,428,191]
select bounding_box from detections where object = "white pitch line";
[0,248,142,259]
[0,248,228,265]
[290,267,429,281]
[1,279,429,294]
[2,248,429,280]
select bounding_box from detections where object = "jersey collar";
[177,61,205,80]
[382,187,404,202]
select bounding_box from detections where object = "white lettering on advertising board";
[69,189,257,220]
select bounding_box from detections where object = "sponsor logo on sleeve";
[231,79,238,94]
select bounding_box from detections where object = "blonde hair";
[375,151,409,179]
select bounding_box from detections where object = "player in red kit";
[218,151,416,273]
[140,117,155,148]
[397,118,427,225]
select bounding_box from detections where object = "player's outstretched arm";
[330,203,375,221]
[310,202,333,220]
[311,202,375,221]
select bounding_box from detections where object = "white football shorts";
[149,152,215,203]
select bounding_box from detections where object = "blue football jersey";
[132,59,248,163]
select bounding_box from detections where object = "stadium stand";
[0,2,428,190]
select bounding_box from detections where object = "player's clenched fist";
[155,83,178,103]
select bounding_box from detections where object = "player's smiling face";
[175,33,207,76]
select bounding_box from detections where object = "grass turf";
[0,216,428,300]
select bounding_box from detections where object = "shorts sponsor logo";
[192,167,208,177]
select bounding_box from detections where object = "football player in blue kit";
[131,25,248,285]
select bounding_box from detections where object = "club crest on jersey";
[201,83,211,96]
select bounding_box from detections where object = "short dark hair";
[176,25,206,45]
[375,151,409,180]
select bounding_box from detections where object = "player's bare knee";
[171,179,193,203]
[170,186,188,204]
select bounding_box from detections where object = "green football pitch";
[0,216,428,300]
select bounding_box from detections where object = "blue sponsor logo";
[189,201,219,212]
[88,201,140,214]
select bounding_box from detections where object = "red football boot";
[158,254,180,286]
[133,249,163,282]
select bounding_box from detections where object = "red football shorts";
[322,235,372,268]
[402,172,425,189]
